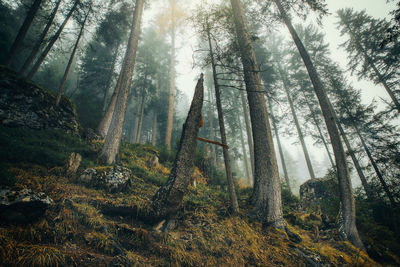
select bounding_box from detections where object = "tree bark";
[151,74,204,223]
[240,89,255,179]
[55,6,90,106]
[207,25,239,214]
[274,0,365,250]
[207,85,217,166]
[230,0,284,228]
[19,0,62,75]
[277,64,316,179]
[267,96,291,192]
[98,0,144,164]
[238,114,252,186]
[165,0,176,148]
[102,46,119,114]
[98,73,122,138]
[26,0,79,79]
[4,0,43,67]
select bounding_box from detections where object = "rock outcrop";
[0,67,79,134]
[0,188,53,223]
[78,166,132,193]
[300,177,338,209]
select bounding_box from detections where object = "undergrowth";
[0,126,96,168]
[0,130,389,266]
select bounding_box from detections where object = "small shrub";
[281,184,300,214]
[85,232,115,255]
[0,126,96,167]
[157,144,176,166]
[16,244,64,267]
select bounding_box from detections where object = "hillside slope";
[0,130,377,266]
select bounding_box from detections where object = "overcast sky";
[143,0,397,190]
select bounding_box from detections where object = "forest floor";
[0,127,397,266]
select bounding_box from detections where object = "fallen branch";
[197,137,229,149]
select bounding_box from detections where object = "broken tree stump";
[151,74,204,228]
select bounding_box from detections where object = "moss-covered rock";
[78,166,131,193]
[300,175,340,218]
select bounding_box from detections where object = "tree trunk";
[274,0,365,250]
[165,0,176,148]
[19,0,62,75]
[98,73,122,138]
[238,114,252,186]
[98,0,144,164]
[240,89,255,179]
[26,0,79,79]
[55,6,89,106]
[136,87,146,144]
[277,64,316,179]
[335,115,372,198]
[102,46,119,114]
[152,81,159,146]
[303,95,336,169]
[207,25,239,214]
[207,85,217,166]
[130,96,141,143]
[4,0,43,67]
[230,0,284,228]
[267,96,291,192]
[151,75,204,225]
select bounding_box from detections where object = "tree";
[272,0,365,249]
[206,19,240,213]
[124,27,170,145]
[88,2,132,133]
[240,89,255,180]
[98,0,145,164]
[267,96,291,191]
[4,0,43,67]
[276,61,316,179]
[27,0,80,79]
[19,0,62,75]
[337,8,400,113]
[230,0,284,229]
[158,0,186,148]
[165,0,176,148]
[151,75,204,229]
[101,46,119,114]
[381,0,400,48]
[56,3,91,106]
[237,113,252,185]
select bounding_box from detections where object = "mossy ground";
[0,127,392,266]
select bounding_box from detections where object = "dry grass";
[1,143,380,266]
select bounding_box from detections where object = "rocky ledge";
[0,67,79,134]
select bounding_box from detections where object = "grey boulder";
[0,188,53,223]
[78,166,131,193]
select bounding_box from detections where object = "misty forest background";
[1,0,400,265]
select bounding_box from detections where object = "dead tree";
[151,74,204,230]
